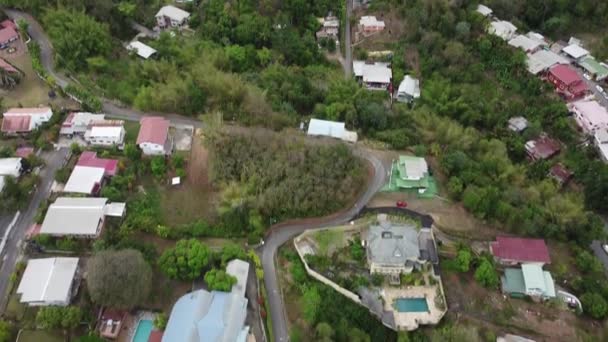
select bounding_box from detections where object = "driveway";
[0,147,69,310]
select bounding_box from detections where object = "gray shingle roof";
[367,222,420,265]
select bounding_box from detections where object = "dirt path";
[188,130,208,186]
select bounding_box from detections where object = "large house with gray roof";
[365,217,437,274]
[162,259,251,342]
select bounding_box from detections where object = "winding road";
[4,8,369,342]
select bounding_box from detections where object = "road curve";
[262,149,387,341]
[6,9,384,342]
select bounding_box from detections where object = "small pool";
[132,319,153,342]
[394,298,429,312]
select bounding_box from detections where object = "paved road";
[344,0,353,77]
[261,149,388,341]
[0,148,68,309]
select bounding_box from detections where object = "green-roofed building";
[394,156,430,190]
[579,56,608,81]
[501,264,556,300]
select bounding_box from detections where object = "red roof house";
[546,64,587,100]
[0,26,18,46]
[0,19,17,30]
[77,151,118,176]
[525,135,561,161]
[15,147,34,158]
[1,116,31,134]
[137,117,172,155]
[548,163,573,186]
[490,236,551,265]
[1,107,53,134]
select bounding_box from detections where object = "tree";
[87,249,152,309]
[474,257,499,288]
[349,237,365,262]
[219,243,247,266]
[159,239,212,280]
[455,249,472,272]
[348,328,371,342]
[124,143,141,161]
[151,156,167,178]
[154,313,168,330]
[0,320,10,342]
[301,286,321,323]
[315,322,334,342]
[36,306,82,330]
[204,269,237,291]
[581,292,608,319]
[42,9,111,71]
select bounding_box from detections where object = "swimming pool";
[132,319,153,342]
[394,298,429,312]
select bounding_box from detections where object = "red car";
[396,201,407,208]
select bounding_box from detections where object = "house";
[365,218,435,274]
[476,4,493,17]
[307,118,358,143]
[353,60,392,91]
[562,44,589,60]
[40,197,125,238]
[1,107,53,134]
[316,15,339,40]
[508,116,528,133]
[526,32,547,45]
[508,35,542,53]
[548,163,573,186]
[163,259,251,342]
[395,75,420,103]
[358,16,385,34]
[546,64,587,100]
[0,157,23,178]
[16,257,79,306]
[127,41,157,59]
[577,56,608,81]
[525,135,561,160]
[60,112,106,136]
[526,49,569,75]
[155,5,190,30]
[0,26,18,48]
[490,236,551,266]
[99,309,127,340]
[393,155,430,191]
[84,123,126,147]
[137,117,173,155]
[594,129,608,163]
[64,152,118,195]
[0,57,18,74]
[15,147,34,159]
[501,264,556,300]
[488,21,517,41]
[569,100,608,134]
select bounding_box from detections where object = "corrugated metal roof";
[40,197,108,236]
[156,5,190,21]
[137,117,170,146]
[307,118,345,139]
[0,158,22,177]
[16,257,78,304]
[64,166,105,194]
[226,259,249,298]
[127,41,157,59]
[563,44,589,59]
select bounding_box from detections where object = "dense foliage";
[204,269,237,291]
[87,249,152,309]
[208,130,366,236]
[159,239,212,280]
[36,306,82,330]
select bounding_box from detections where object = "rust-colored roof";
[549,163,573,183]
[5,107,52,115]
[15,147,34,158]
[77,151,118,176]
[0,26,17,44]
[1,115,31,132]
[549,64,581,85]
[491,236,551,264]
[137,116,169,145]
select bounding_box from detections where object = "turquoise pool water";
[394,298,429,312]
[133,319,153,342]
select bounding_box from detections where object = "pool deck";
[382,285,445,331]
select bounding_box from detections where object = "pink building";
[569,100,608,134]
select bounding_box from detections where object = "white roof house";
[307,118,358,143]
[84,125,126,147]
[63,166,106,195]
[40,197,125,237]
[594,129,608,163]
[488,20,517,41]
[508,117,529,133]
[156,5,190,22]
[16,257,79,306]
[396,75,420,103]
[359,16,385,31]
[562,44,589,60]
[363,64,392,84]
[476,4,493,17]
[0,157,22,178]
[508,35,542,52]
[127,41,157,59]
[526,32,547,45]
[2,107,53,133]
[569,100,608,134]
[60,112,106,135]
[526,49,570,75]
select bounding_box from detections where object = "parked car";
[396,201,407,208]
[596,85,605,93]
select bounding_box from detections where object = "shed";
[127,41,157,59]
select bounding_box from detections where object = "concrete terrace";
[382,284,446,331]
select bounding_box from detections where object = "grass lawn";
[17,330,65,342]
[119,119,141,144]
[0,51,75,108]
[159,183,217,225]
